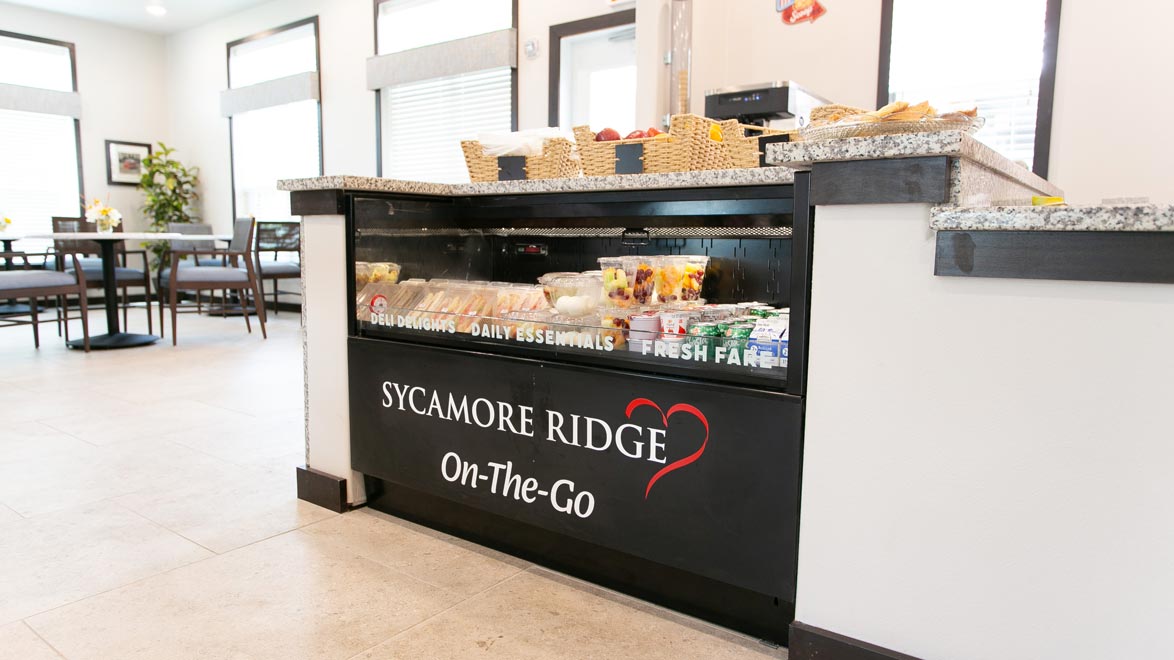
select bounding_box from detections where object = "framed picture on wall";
[105,140,152,186]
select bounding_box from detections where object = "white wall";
[797,203,1174,660]
[163,0,375,234]
[691,0,881,113]
[1049,0,1174,204]
[0,2,168,234]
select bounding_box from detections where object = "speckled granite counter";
[278,166,795,196]
[931,204,1174,232]
[765,131,1062,206]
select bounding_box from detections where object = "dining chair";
[156,222,217,329]
[51,217,152,334]
[0,251,90,351]
[159,218,266,345]
[254,221,301,315]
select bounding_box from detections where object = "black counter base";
[364,476,794,645]
[789,622,925,660]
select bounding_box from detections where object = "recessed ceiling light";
[145,4,167,17]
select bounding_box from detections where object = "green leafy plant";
[139,142,200,270]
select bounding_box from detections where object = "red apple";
[625,130,646,139]
[647,127,663,136]
[595,128,621,142]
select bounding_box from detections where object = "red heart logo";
[625,398,710,499]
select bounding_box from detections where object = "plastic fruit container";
[655,256,689,304]
[355,262,372,287]
[680,255,709,301]
[620,255,657,305]
[599,257,635,308]
[368,262,402,284]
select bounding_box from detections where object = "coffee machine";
[704,81,831,130]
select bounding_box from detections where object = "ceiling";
[3,0,273,34]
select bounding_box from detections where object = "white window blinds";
[227,20,321,221]
[0,35,80,250]
[375,0,515,183]
[380,67,513,183]
[888,0,1048,170]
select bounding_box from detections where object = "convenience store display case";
[345,174,812,643]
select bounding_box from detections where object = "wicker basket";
[461,137,581,183]
[723,123,800,169]
[575,114,739,176]
[572,126,668,177]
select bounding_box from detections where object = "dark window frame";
[225,16,323,221]
[0,29,84,216]
[371,0,519,177]
[547,9,637,129]
[877,0,1062,178]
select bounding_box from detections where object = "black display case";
[341,173,812,644]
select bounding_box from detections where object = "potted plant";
[139,142,200,269]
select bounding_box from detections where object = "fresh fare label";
[348,339,801,593]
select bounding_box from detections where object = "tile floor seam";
[346,564,534,658]
[21,620,69,660]
[111,499,222,556]
[287,527,470,595]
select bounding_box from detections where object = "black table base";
[68,332,160,350]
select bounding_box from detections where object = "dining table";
[26,231,230,350]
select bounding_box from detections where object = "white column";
[301,214,364,505]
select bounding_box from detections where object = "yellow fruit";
[709,124,723,142]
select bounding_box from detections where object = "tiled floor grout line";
[22,620,69,660]
[342,565,534,659]
[112,500,222,555]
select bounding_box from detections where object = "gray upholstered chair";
[159,218,266,345]
[254,221,301,315]
[0,252,90,351]
[52,217,152,334]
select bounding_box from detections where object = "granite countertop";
[278,167,796,196]
[765,131,1062,198]
[930,205,1174,232]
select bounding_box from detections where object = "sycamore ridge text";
[380,382,669,464]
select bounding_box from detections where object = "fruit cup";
[680,255,709,301]
[654,256,689,304]
[599,257,635,308]
[620,255,657,305]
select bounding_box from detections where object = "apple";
[625,130,646,139]
[647,127,663,136]
[595,128,621,142]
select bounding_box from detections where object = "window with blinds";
[375,0,515,183]
[380,67,513,183]
[887,0,1049,171]
[227,19,321,222]
[0,33,80,251]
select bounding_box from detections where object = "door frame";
[547,9,636,128]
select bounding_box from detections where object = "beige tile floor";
[0,309,786,659]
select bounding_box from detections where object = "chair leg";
[77,289,90,352]
[62,295,70,342]
[56,295,63,337]
[31,296,39,349]
[157,285,166,339]
[251,277,267,339]
[144,278,153,335]
[196,291,202,314]
[271,278,278,316]
[170,285,179,346]
[222,289,228,318]
[122,286,128,330]
[240,287,252,333]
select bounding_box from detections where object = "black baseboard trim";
[789,622,924,660]
[296,466,348,513]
